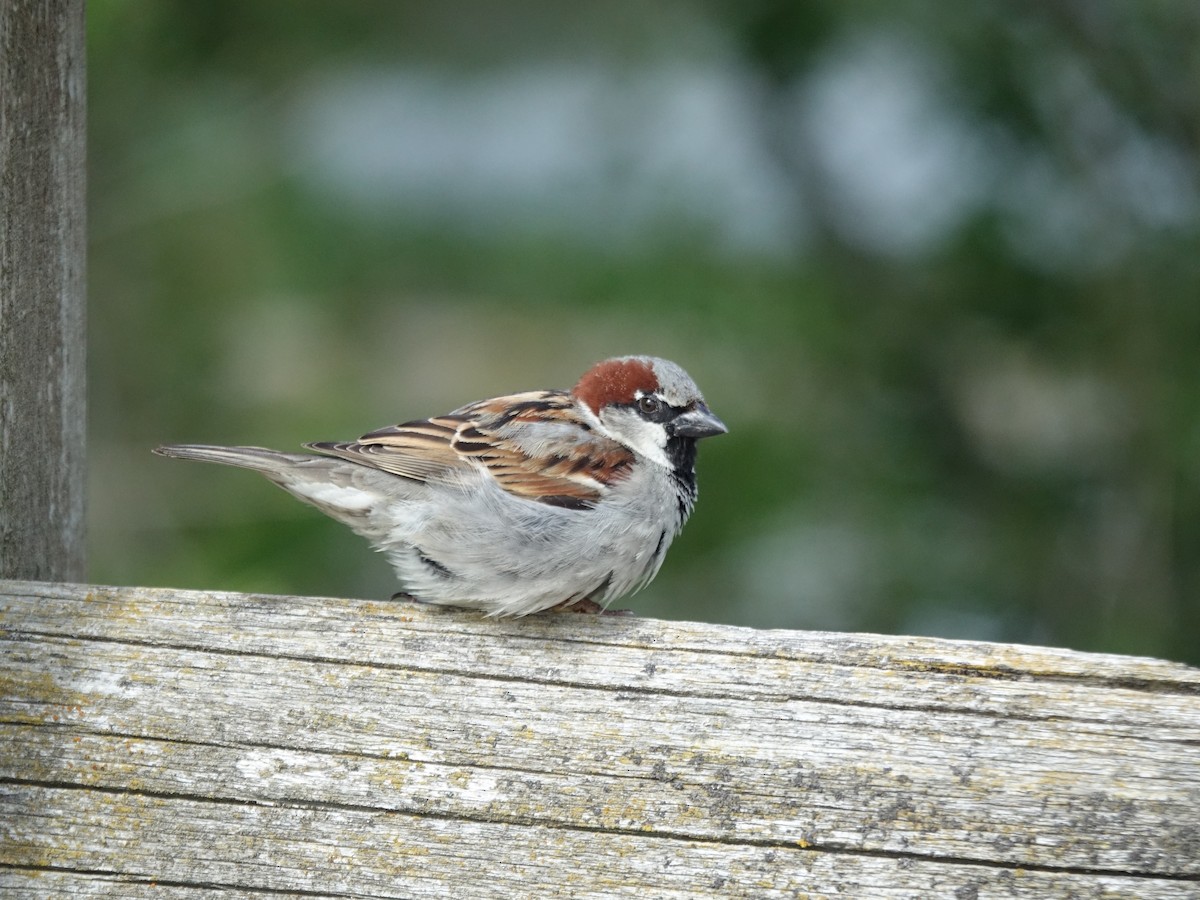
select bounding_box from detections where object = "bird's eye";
[638,395,661,415]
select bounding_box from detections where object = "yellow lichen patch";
[0,670,91,725]
[85,586,149,624]
[366,765,409,795]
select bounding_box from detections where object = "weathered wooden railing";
[3,4,1199,896]
[2,580,1197,897]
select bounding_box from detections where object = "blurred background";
[87,1,1200,664]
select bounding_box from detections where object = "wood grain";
[2,580,1198,897]
[0,0,87,581]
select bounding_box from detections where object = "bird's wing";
[306,391,634,509]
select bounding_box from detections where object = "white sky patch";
[795,30,993,257]
[282,34,1194,264]
[286,61,800,256]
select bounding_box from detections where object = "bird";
[154,355,727,617]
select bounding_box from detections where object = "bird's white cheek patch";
[290,482,376,513]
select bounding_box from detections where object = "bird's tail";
[153,444,314,474]
[153,442,400,530]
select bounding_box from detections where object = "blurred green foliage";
[88,1,1200,663]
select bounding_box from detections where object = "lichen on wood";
[1,580,1198,898]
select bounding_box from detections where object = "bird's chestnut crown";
[573,357,661,415]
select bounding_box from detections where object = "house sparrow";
[155,356,726,616]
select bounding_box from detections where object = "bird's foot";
[391,591,438,606]
[551,597,636,617]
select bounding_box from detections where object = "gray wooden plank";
[1,788,1197,900]
[0,0,87,581]
[2,580,1198,898]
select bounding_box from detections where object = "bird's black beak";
[669,404,728,439]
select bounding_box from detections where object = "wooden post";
[2,581,1197,897]
[0,0,87,581]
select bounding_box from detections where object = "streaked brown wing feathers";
[307,390,634,507]
[305,416,472,483]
